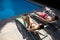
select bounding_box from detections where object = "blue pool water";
[0,0,42,20]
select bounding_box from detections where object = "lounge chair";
[30,12,56,23]
[30,12,58,32]
[15,16,53,40]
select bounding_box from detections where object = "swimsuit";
[39,12,47,18]
[38,12,52,21]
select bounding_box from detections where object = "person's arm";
[27,26,38,31]
[25,15,31,28]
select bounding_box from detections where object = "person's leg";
[24,15,32,29]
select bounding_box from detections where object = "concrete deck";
[0,21,27,40]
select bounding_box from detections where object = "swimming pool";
[0,0,42,20]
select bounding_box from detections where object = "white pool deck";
[0,21,27,40]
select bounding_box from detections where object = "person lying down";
[34,11,60,23]
[22,15,47,32]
